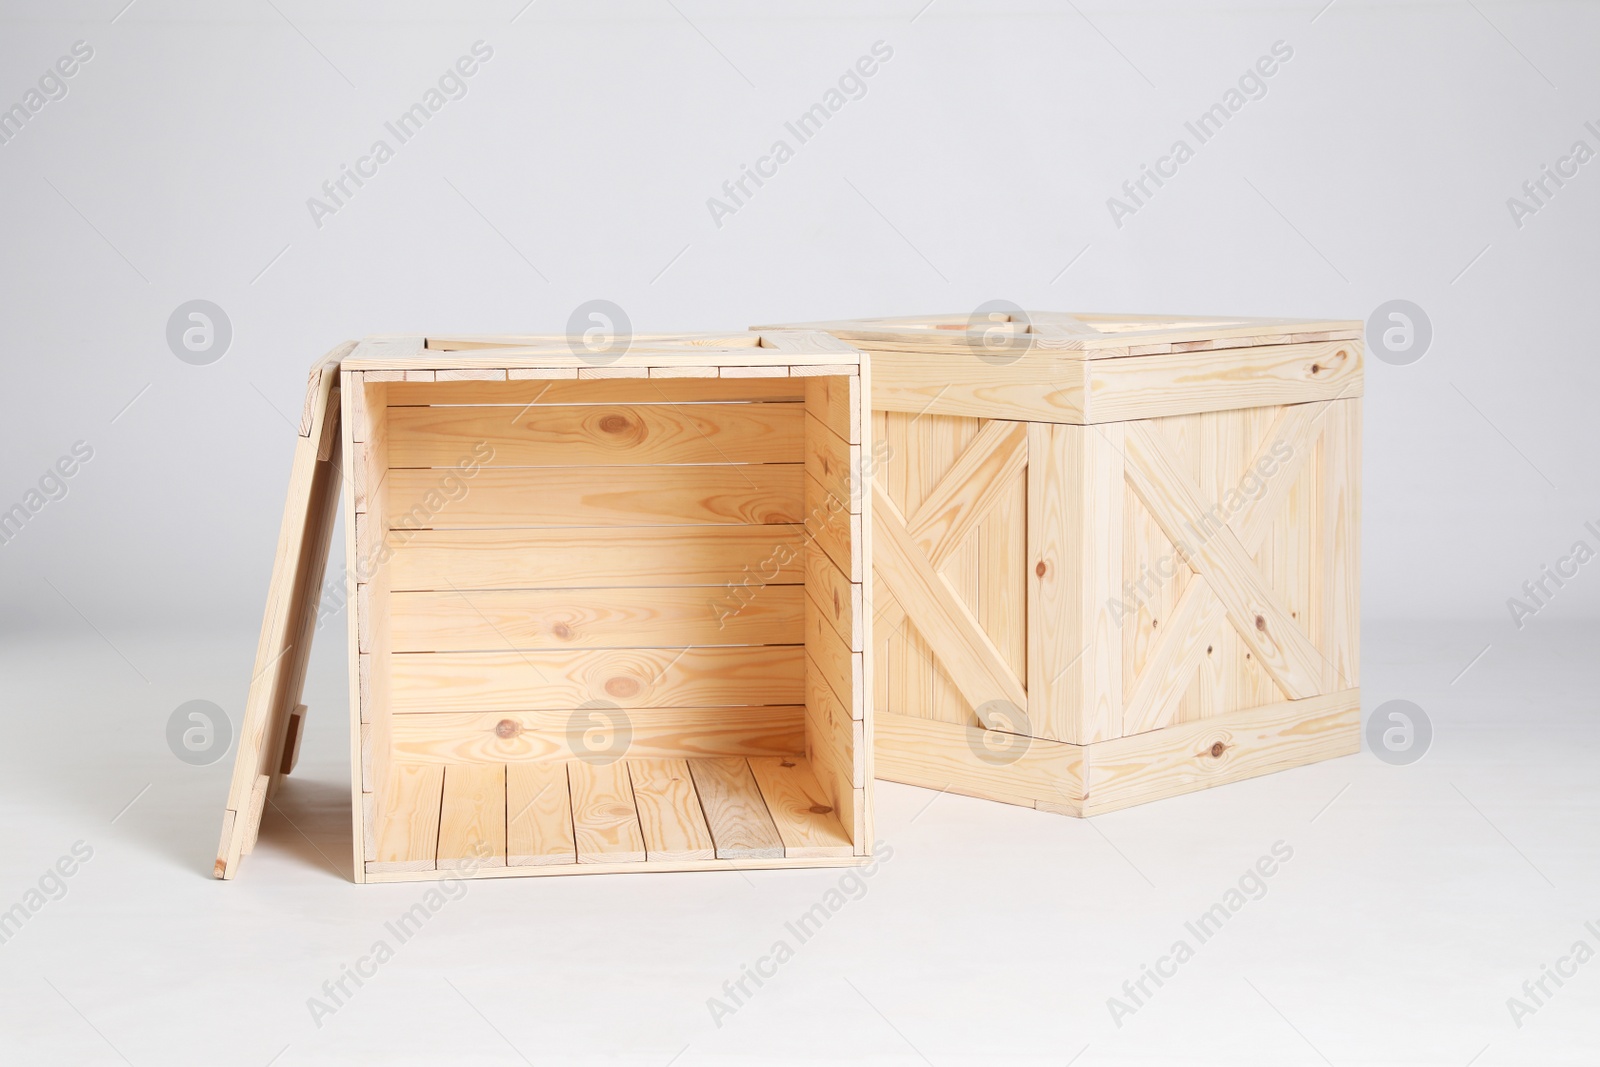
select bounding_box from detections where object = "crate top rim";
[753,312,1363,358]
[342,331,864,371]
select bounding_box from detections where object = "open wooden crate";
[756,311,1361,816]
[217,331,873,881]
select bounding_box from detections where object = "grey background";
[2,3,1598,1066]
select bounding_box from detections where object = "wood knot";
[808,804,833,815]
[1035,560,1047,578]
[605,676,641,698]
[598,413,633,434]
[1206,645,1213,655]
[1254,614,1266,631]
[832,590,841,615]
[551,621,573,641]
[495,719,520,739]
[780,759,796,768]
[1209,741,1226,758]
[1310,363,1322,374]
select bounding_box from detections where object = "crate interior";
[354,371,865,874]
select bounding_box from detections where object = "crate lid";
[752,311,1360,357]
[215,343,348,879]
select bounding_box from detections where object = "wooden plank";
[904,419,1026,568]
[506,763,576,866]
[1323,398,1361,691]
[386,402,803,468]
[688,758,784,860]
[806,654,865,848]
[568,761,646,863]
[218,344,350,880]
[747,757,853,857]
[627,759,715,861]
[874,712,1083,812]
[390,586,804,652]
[391,706,806,765]
[1085,339,1362,423]
[1082,690,1360,815]
[388,646,805,713]
[386,376,802,406]
[874,485,1026,713]
[804,470,861,582]
[805,374,861,444]
[1122,422,1325,700]
[364,852,870,882]
[348,347,846,372]
[388,525,805,591]
[804,588,862,716]
[803,540,861,653]
[802,412,858,511]
[370,763,444,873]
[1121,579,1228,736]
[870,348,1086,422]
[386,465,804,528]
[437,764,507,869]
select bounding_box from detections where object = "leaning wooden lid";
[214,343,348,879]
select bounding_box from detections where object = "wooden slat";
[688,758,784,860]
[806,655,865,848]
[386,403,803,468]
[1082,690,1360,815]
[805,374,861,444]
[1122,422,1325,701]
[370,763,444,873]
[568,760,646,863]
[869,349,1087,422]
[1085,339,1362,422]
[388,647,804,713]
[804,588,862,715]
[904,419,1026,568]
[437,764,507,869]
[874,712,1083,812]
[747,757,853,858]
[386,465,804,528]
[390,586,803,652]
[386,376,803,406]
[391,706,806,765]
[1323,398,1361,691]
[627,759,715,861]
[506,763,576,866]
[388,526,805,591]
[802,412,858,510]
[874,485,1026,713]
[804,471,861,582]
[803,540,860,652]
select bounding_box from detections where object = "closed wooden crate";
[755,312,1361,815]
[217,331,874,881]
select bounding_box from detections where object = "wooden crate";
[754,312,1361,816]
[216,331,874,881]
